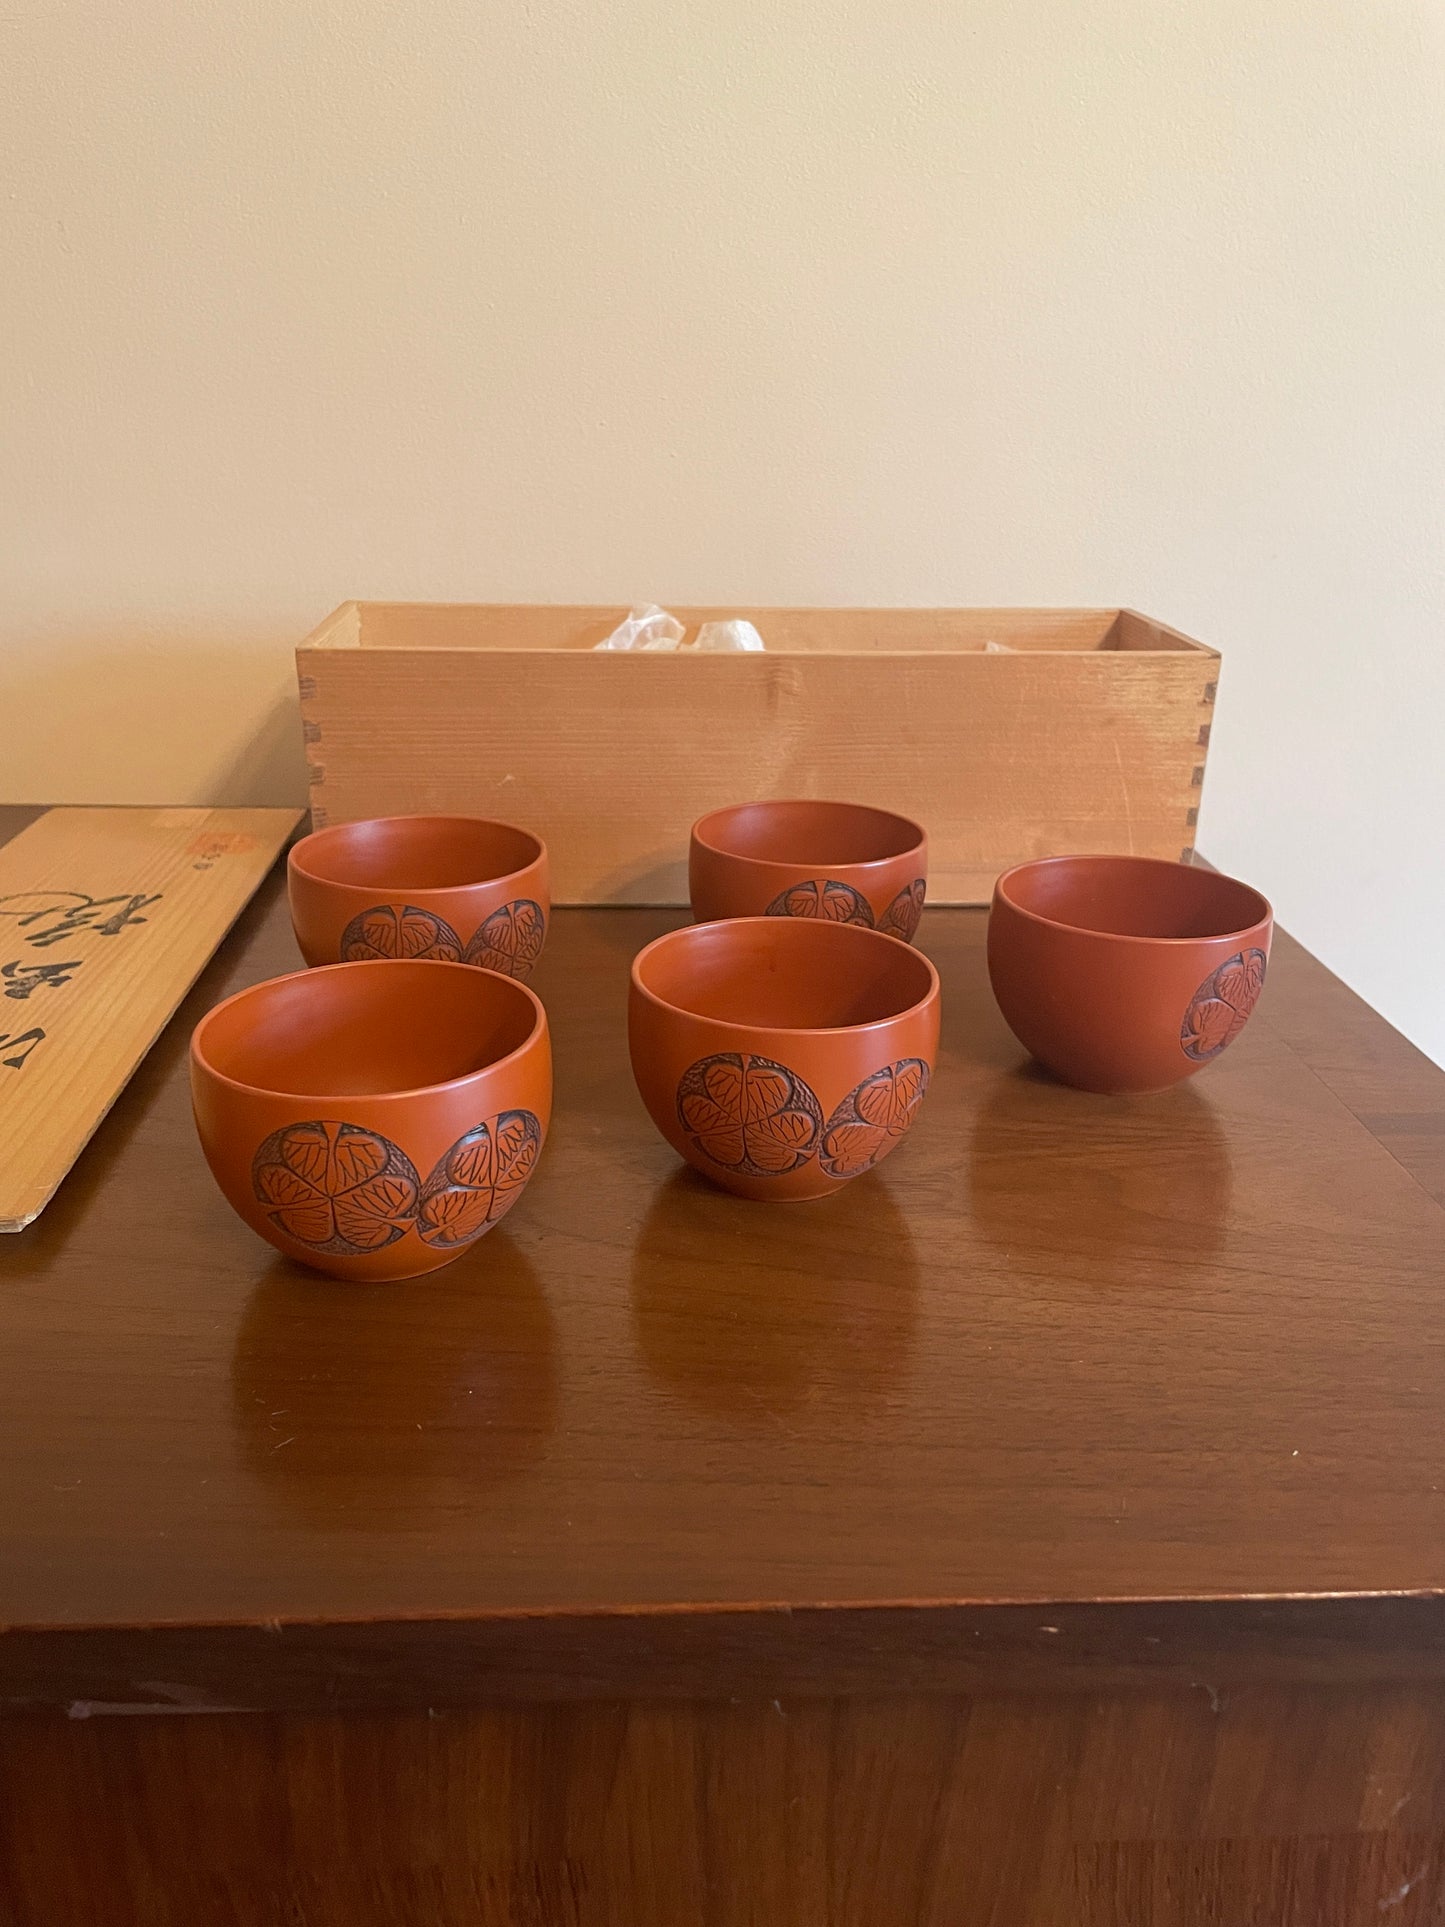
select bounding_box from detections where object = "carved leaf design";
[818,1121,879,1175]
[1215,949,1267,1012]
[339,905,462,963]
[676,1053,823,1175]
[418,1185,492,1246]
[269,1201,336,1246]
[462,899,547,978]
[330,1129,388,1192]
[416,1109,544,1248]
[255,1163,314,1209]
[879,878,926,943]
[764,880,875,927]
[334,1173,420,1250]
[277,1123,331,1189]
[819,1058,932,1180]
[1180,947,1268,1062]
[250,1121,419,1253]
[492,1110,540,1185]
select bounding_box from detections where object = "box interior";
[305,605,1211,656]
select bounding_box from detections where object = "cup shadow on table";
[629,1165,919,1424]
[964,1061,1234,1286]
[230,1229,558,1527]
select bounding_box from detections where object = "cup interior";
[693,800,922,868]
[195,961,540,1099]
[635,918,935,1030]
[998,856,1269,942]
[292,815,541,892]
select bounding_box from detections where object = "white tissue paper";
[593,604,686,651]
[694,619,765,652]
[592,606,767,651]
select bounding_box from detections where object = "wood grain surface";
[2,806,1445,1656]
[0,805,300,1229]
[2,803,1445,1924]
[7,1687,1445,1926]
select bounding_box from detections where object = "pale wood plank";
[0,806,300,1230]
[300,622,1215,904]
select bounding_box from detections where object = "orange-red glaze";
[288,815,549,977]
[988,854,1272,1093]
[191,959,551,1279]
[629,917,939,1200]
[690,800,927,942]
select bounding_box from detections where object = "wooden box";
[297,604,1218,904]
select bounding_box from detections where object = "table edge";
[7,1595,1445,1715]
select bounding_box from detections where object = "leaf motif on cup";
[462,899,547,978]
[879,879,926,943]
[764,880,875,927]
[676,1053,823,1175]
[1180,947,1268,1061]
[416,1109,544,1248]
[819,1058,932,1180]
[339,904,462,962]
[252,1121,420,1253]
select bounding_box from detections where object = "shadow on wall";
[2,622,309,807]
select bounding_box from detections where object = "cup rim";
[690,799,926,873]
[190,958,548,1105]
[994,854,1272,948]
[630,916,940,1038]
[289,814,546,897]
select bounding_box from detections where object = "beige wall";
[4,0,1443,1060]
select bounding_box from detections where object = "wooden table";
[2,805,1444,1926]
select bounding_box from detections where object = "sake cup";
[629,916,940,1201]
[988,854,1272,1094]
[288,814,549,977]
[690,800,928,942]
[191,959,551,1281]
